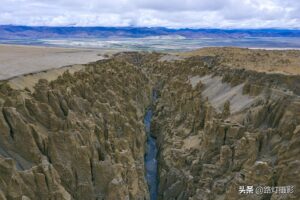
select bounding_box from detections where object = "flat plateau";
[0,44,115,80]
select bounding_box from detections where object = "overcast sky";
[1,0,300,28]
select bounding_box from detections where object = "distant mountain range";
[1,25,300,39]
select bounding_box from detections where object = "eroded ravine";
[0,50,300,200]
[0,59,153,199]
[144,101,158,200]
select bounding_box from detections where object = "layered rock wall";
[144,55,300,200]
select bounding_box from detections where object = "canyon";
[0,47,300,200]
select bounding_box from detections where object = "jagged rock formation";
[0,60,151,199]
[0,48,300,200]
[140,52,300,200]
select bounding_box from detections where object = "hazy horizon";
[2,1,300,50]
[2,25,300,30]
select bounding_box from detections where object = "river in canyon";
[144,91,158,200]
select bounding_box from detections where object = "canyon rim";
[0,47,299,199]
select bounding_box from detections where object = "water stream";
[144,91,158,200]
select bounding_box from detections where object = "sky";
[1,0,300,28]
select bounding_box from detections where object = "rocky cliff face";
[0,49,300,200]
[142,54,300,200]
[0,59,151,199]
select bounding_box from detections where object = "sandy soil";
[0,44,112,80]
[179,47,300,75]
[8,64,85,91]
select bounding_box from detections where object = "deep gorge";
[144,98,158,200]
[0,50,300,200]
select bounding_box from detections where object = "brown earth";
[0,44,116,81]
[179,47,300,75]
[0,48,300,200]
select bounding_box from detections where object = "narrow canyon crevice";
[144,88,160,200]
[0,51,300,200]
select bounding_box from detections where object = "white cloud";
[0,0,300,28]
